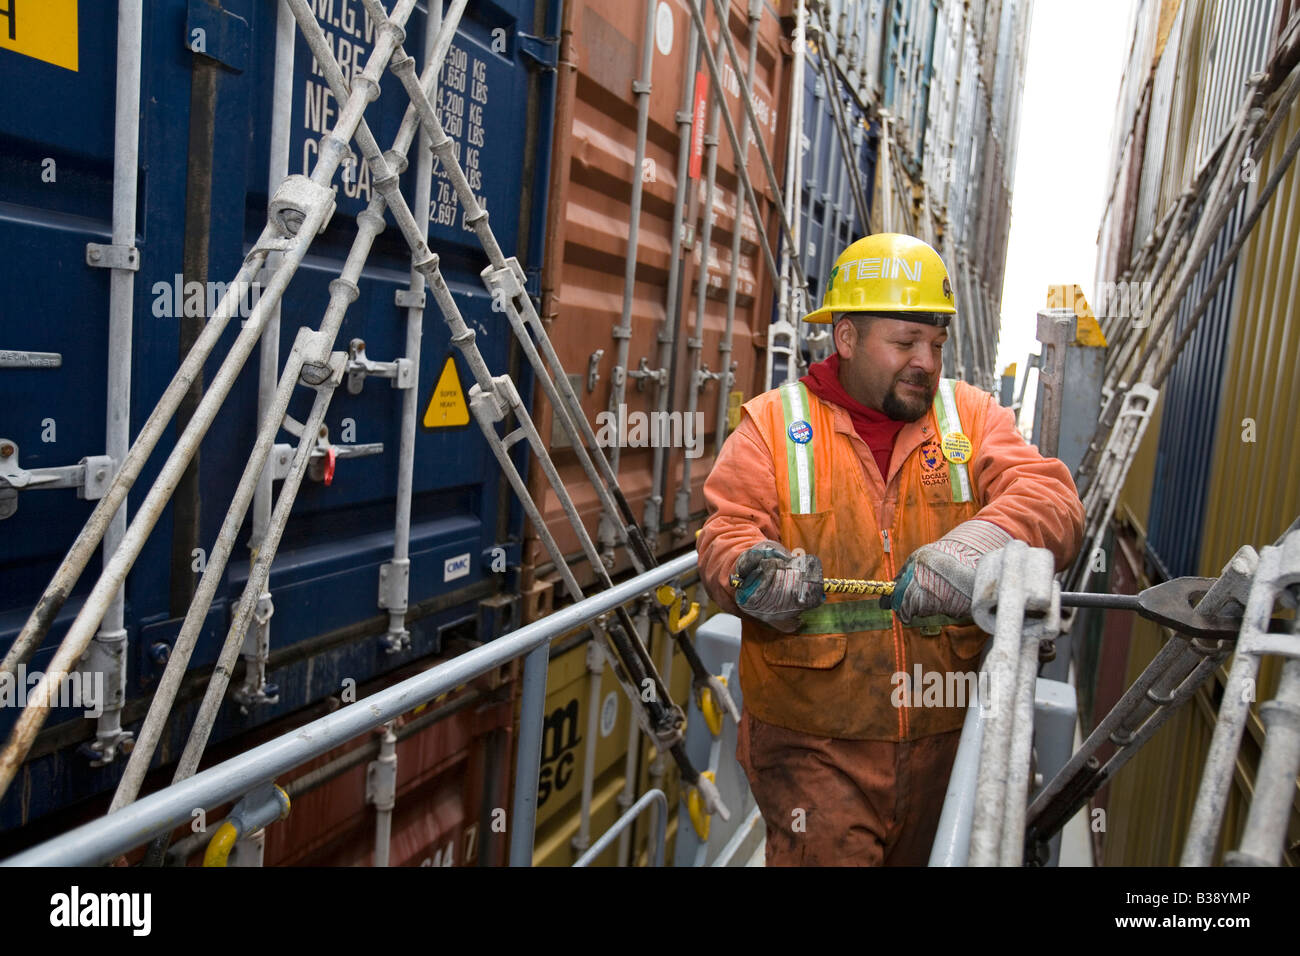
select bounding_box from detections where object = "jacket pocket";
[944,623,987,663]
[760,633,847,669]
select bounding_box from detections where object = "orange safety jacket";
[698,378,1085,741]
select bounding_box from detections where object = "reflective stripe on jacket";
[698,377,1085,741]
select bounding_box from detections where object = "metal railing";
[967,541,1061,866]
[933,523,1299,867]
[1,552,699,867]
[0,0,734,847]
[1183,527,1300,866]
[573,789,668,868]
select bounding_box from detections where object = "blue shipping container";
[1145,191,1247,580]
[0,0,557,830]
[777,52,878,385]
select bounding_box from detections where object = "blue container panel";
[774,55,877,386]
[882,0,938,168]
[797,56,877,302]
[0,0,120,603]
[1146,191,1246,580]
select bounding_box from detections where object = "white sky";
[994,0,1135,400]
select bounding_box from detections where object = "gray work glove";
[733,540,825,634]
[891,519,1013,624]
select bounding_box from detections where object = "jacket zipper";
[882,529,907,739]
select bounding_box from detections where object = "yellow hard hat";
[803,233,956,324]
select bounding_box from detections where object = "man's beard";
[881,377,934,421]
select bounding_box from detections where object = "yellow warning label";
[727,390,744,430]
[0,0,79,72]
[423,356,470,428]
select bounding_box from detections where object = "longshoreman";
[697,232,1085,866]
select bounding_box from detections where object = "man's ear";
[833,315,857,358]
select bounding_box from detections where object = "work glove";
[733,540,825,634]
[890,519,1013,625]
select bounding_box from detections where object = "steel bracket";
[587,349,604,392]
[85,243,140,272]
[395,288,426,309]
[394,357,414,390]
[378,559,410,611]
[79,455,115,500]
[366,741,398,809]
[585,639,608,673]
[269,443,294,482]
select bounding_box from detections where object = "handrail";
[2,552,698,867]
[573,789,668,868]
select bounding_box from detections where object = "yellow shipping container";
[532,621,695,866]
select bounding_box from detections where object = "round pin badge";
[788,420,813,444]
[941,430,972,464]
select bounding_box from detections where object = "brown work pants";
[736,710,962,866]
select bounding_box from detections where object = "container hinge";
[85,243,140,272]
[517,32,559,71]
